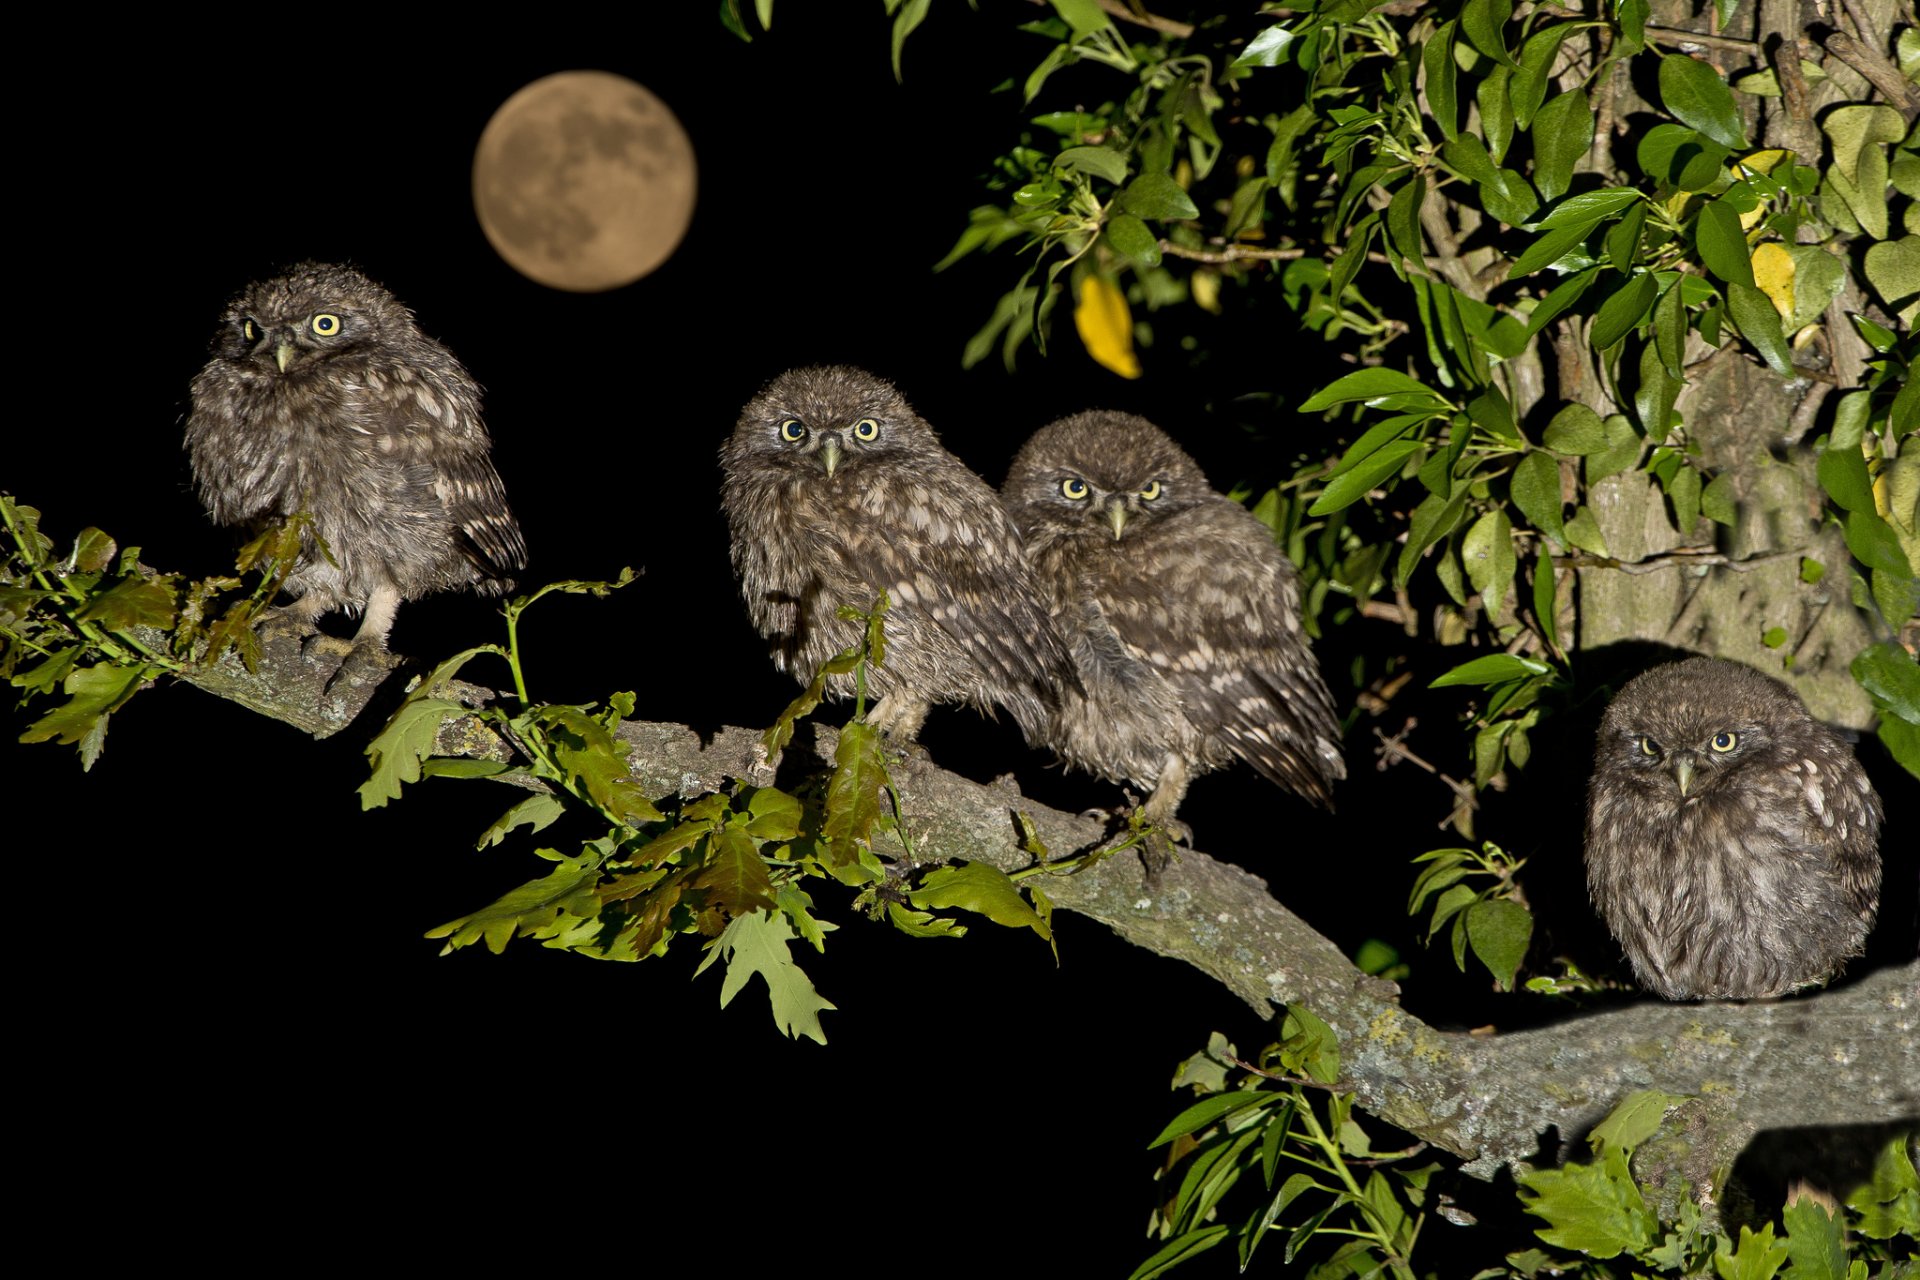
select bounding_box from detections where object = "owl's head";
[212,261,415,377]
[1596,657,1808,799]
[1002,411,1208,541]
[724,365,936,481]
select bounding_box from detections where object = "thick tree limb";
[167,644,1919,1216]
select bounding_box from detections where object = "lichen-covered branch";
[166,642,1919,1206]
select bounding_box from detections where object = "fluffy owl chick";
[1000,411,1346,865]
[720,365,1080,743]
[1586,657,1882,1000]
[185,262,526,658]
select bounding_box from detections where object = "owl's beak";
[1670,754,1697,797]
[819,435,843,478]
[275,343,295,374]
[1107,500,1129,540]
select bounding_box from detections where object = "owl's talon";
[321,641,402,696]
[256,607,320,645]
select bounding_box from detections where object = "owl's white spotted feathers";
[720,365,1080,743]
[1000,411,1345,865]
[185,262,526,652]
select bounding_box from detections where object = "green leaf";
[1310,440,1423,516]
[1105,212,1161,266]
[1669,465,1702,533]
[1511,23,1574,129]
[1511,451,1566,544]
[1845,510,1913,576]
[1536,188,1644,230]
[1520,1150,1656,1258]
[1852,643,1920,725]
[1846,1134,1920,1239]
[1386,176,1426,264]
[1509,223,1597,281]
[1423,22,1459,141]
[476,793,566,849]
[1462,509,1517,615]
[1562,505,1610,556]
[1460,0,1515,66]
[1146,1091,1272,1149]
[1121,172,1199,221]
[1585,415,1644,487]
[1430,654,1553,688]
[1726,282,1792,375]
[1055,145,1128,184]
[1233,23,1296,68]
[359,696,465,810]
[1654,279,1687,377]
[1524,266,1602,334]
[823,720,887,863]
[887,0,928,80]
[1532,89,1592,201]
[1590,1090,1692,1152]
[533,704,665,826]
[1532,552,1562,652]
[696,822,778,916]
[1781,1197,1848,1280]
[1863,236,1920,319]
[908,861,1050,938]
[1590,272,1658,350]
[74,576,177,631]
[1702,471,1737,526]
[1465,898,1533,990]
[1299,368,1443,411]
[1278,1005,1340,1084]
[425,847,604,956]
[1660,54,1748,150]
[1127,1226,1230,1280]
[1480,64,1516,164]
[744,785,804,839]
[1047,0,1111,36]
[1714,1223,1789,1280]
[694,909,835,1044]
[1482,169,1540,226]
[1443,132,1499,185]
[1696,199,1756,287]
[1818,440,1876,514]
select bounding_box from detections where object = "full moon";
[472,71,697,292]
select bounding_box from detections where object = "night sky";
[13,8,1911,1272]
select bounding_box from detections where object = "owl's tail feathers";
[1232,667,1347,809]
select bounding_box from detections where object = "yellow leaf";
[1733,148,1791,177]
[1074,275,1141,379]
[1191,269,1222,314]
[1752,242,1796,316]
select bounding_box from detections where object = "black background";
[11,7,1911,1272]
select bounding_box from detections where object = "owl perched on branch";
[1585,657,1883,1000]
[720,365,1079,743]
[185,262,526,661]
[1000,411,1346,867]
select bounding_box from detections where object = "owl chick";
[1585,656,1883,1000]
[720,365,1080,743]
[185,262,526,660]
[1000,411,1346,866]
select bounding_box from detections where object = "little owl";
[720,365,1080,743]
[185,262,526,663]
[999,411,1346,867]
[1585,656,1882,1000]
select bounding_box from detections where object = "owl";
[999,411,1346,867]
[1585,656,1883,1000]
[185,262,526,661]
[720,366,1081,744]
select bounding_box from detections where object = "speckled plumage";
[720,365,1079,741]
[185,262,526,651]
[1585,657,1882,1000]
[1000,411,1345,862]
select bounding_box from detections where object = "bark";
[166,641,1919,1225]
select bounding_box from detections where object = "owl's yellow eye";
[1061,478,1090,500]
[242,318,259,342]
[1638,736,1660,757]
[852,418,880,441]
[779,418,807,442]
[1710,731,1738,752]
[310,313,341,337]
[1139,480,1163,500]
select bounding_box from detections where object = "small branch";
[1781,380,1834,448]
[1644,25,1763,55]
[1821,30,1920,110]
[1158,240,1305,264]
[1022,0,1194,38]
[1554,549,1800,574]
[1372,721,1479,828]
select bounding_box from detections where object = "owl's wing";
[371,369,528,578]
[835,494,1082,710]
[1099,506,1344,804]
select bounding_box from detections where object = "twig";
[1372,722,1480,825]
[1644,25,1763,55]
[1159,240,1305,263]
[1554,548,1800,574]
[1822,30,1920,110]
[1023,0,1194,38]
[1781,379,1833,448]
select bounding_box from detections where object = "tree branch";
[161,642,1919,1211]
